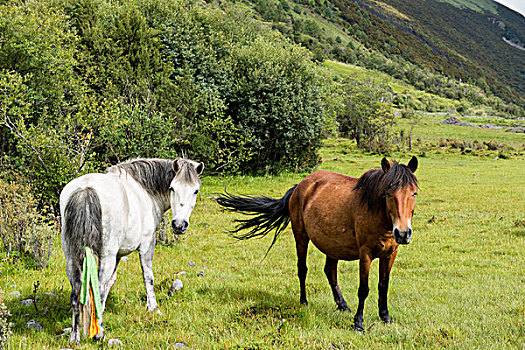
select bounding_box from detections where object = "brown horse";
[217,157,418,331]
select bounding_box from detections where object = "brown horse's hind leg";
[294,231,310,305]
[378,250,398,324]
[324,257,351,312]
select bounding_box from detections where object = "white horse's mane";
[106,158,200,196]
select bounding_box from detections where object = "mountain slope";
[361,0,525,97]
[241,0,525,114]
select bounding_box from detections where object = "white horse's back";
[61,171,161,257]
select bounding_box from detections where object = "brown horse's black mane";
[353,161,418,213]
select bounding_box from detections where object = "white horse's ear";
[195,162,204,175]
[173,159,182,173]
[381,157,391,173]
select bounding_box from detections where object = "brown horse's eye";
[413,192,418,197]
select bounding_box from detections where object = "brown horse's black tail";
[216,185,297,255]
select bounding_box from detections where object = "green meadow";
[2,119,525,349]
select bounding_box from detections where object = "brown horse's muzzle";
[393,227,412,244]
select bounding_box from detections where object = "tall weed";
[0,295,10,350]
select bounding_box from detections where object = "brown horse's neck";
[371,200,394,233]
[380,207,393,232]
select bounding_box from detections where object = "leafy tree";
[67,0,172,107]
[338,79,395,154]
[0,3,101,209]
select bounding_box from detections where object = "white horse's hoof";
[93,329,104,342]
[69,332,80,345]
[148,307,162,315]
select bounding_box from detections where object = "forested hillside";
[362,0,525,97]
[244,0,525,112]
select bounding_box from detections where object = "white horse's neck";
[157,193,171,216]
[117,168,171,226]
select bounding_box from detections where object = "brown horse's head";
[380,157,418,244]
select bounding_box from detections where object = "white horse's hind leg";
[139,239,159,312]
[94,254,118,341]
[66,259,82,344]
[105,256,121,294]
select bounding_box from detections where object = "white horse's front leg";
[139,238,159,312]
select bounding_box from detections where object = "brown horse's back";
[289,170,361,261]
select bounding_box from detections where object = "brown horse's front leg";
[354,251,372,332]
[378,249,398,324]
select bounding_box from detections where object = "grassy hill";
[241,0,525,116]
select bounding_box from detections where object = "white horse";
[60,158,204,344]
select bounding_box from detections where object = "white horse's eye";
[169,187,174,192]
[194,189,199,195]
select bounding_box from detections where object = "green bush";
[0,3,102,208]
[228,38,329,172]
[0,70,102,208]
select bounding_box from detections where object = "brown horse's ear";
[173,159,182,173]
[407,156,418,173]
[195,162,204,175]
[381,157,391,173]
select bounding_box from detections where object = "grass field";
[2,121,525,349]
[395,112,525,154]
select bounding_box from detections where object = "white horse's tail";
[63,187,103,265]
[63,187,102,338]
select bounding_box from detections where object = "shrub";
[0,179,54,269]
[229,38,329,172]
[0,3,102,209]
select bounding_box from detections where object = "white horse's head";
[169,159,204,234]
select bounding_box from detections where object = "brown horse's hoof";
[353,324,364,333]
[337,305,352,312]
